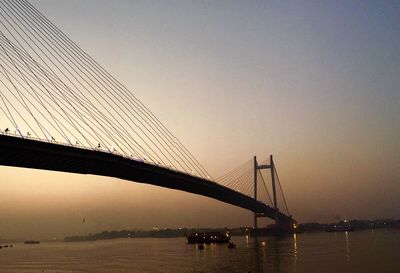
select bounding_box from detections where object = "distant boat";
[0,244,13,249]
[325,225,354,232]
[24,240,40,244]
[228,242,236,248]
[187,232,230,244]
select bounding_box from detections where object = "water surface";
[0,229,398,273]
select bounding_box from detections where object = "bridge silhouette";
[0,0,295,231]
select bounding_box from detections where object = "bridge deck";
[0,134,294,227]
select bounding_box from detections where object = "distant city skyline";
[0,0,399,239]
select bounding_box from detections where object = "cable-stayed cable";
[0,0,212,179]
[16,0,211,178]
[274,165,290,215]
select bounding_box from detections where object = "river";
[0,229,399,273]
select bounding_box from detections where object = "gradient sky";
[1,0,399,240]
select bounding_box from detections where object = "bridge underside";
[0,135,295,228]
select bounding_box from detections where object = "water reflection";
[246,233,304,273]
[293,233,298,258]
[2,230,399,273]
[344,231,350,262]
[293,233,298,271]
[253,237,263,273]
[252,236,286,273]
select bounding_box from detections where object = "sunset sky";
[0,0,399,240]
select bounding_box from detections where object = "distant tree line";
[298,218,400,232]
[64,228,229,242]
[64,218,400,242]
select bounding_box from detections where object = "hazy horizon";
[1,0,399,240]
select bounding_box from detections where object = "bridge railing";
[0,129,282,205]
[1,131,269,204]
[1,131,276,205]
[0,130,282,216]
[0,129,214,182]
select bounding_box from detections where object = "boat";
[24,240,40,244]
[228,242,236,248]
[187,232,230,244]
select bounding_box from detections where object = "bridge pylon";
[253,154,280,230]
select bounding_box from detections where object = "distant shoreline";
[2,218,398,244]
[63,218,400,242]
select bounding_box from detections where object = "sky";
[0,0,399,240]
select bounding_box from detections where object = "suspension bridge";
[0,0,296,231]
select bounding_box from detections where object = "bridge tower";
[253,155,279,230]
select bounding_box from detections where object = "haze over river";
[0,229,398,273]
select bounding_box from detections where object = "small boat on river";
[187,232,230,244]
[24,240,40,244]
[228,242,236,248]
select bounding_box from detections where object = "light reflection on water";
[344,231,350,262]
[0,229,399,273]
[293,233,298,271]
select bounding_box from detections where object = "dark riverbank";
[64,218,400,242]
[298,218,400,232]
[64,228,231,242]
